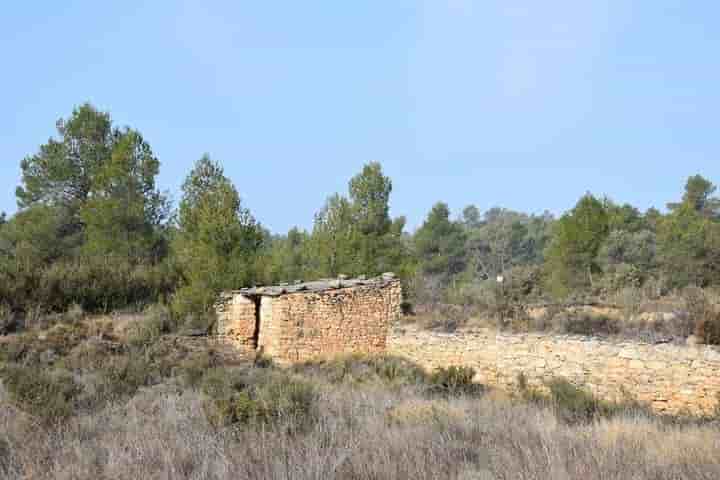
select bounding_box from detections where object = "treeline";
[1,104,719,324]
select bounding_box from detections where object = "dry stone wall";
[389,326,720,415]
[216,294,256,348]
[265,281,402,363]
[217,278,403,364]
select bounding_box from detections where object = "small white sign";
[496,275,504,284]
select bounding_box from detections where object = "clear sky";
[2,1,719,233]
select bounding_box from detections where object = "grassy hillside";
[1,309,720,479]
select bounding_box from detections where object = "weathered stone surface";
[388,325,720,416]
[217,275,402,364]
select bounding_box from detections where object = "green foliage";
[0,303,15,334]
[429,365,481,396]
[683,287,720,345]
[6,105,720,322]
[349,162,393,238]
[4,104,171,313]
[596,230,656,272]
[35,257,176,312]
[93,354,156,404]
[1,365,81,424]
[544,194,609,297]
[15,104,168,265]
[465,208,553,282]
[171,155,264,317]
[657,203,720,288]
[176,350,217,388]
[308,193,356,277]
[16,103,113,211]
[414,202,467,278]
[605,201,646,232]
[200,368,318,430]
[262,228,311,284]
[553,312,620,336]
[126,304,175,347]
[668,174,720,218]
[546,378,605,423]
[517,375,648,424]
[0,205,81,271]
[461,205,481,229]
[295,354,428,386]
[80,129,169,262]
[303,162,411,281]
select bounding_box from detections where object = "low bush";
[44,322,89,356]
[417,304,477,332]
[294,354,428,386]
[546,378,607,423]
[91,354,158,405]
[0,364,81,424]
[429,365,482,396]
[516,374,649,424]
[684,287,720,345]
[126,304,175,348]
[385,399,464,426]
[176,350,218,388]
[553,312,620,336]
[0,323,89,366]
[0,334,30,363]
[201,368,318,430]
[34,258,177,313]
[0,303,15,334]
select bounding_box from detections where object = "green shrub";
[553,312,620,336]
[294,354,427,386]
[516,375,648,424]
[684,287,720,345]
[429,365,482,396]
[36,258,177,313]
[1,365,81,424]
[0,334,31,363]
[253,352,274,369]
[92,354,157,405]
[62,303,85,324]
[0,324,88,366]
[44,323,89,356]
[696,311,720,345]
[126,304,174,347]
[201,368,318,430]
[546,378,603,423]
[515,372,546,404]
[0,303,15,334]
[177,350,217,388]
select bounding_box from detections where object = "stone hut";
[216,273,402,364]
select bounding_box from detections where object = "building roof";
[228,273,398,297]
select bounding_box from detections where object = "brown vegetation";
[2,308,720,478]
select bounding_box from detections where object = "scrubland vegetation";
[2,309,720,479]
[2,104,720,342]
[3,105,720,478]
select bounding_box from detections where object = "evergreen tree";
[668,175,720,219]
[414,202,467,277]
[309,193,355,277]
[171,155,263,319]
[544,194,609,296]
[307,162,409,279]
[80,130,169,262]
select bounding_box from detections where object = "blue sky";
[2,1,719,232]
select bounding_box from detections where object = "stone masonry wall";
[216,294,256,348]
[389,326,720,415]
[267,280,402,364]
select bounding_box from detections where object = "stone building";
[216,273,402,364]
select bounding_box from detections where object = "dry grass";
[2,308,720,479]
[1,370,720,479]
